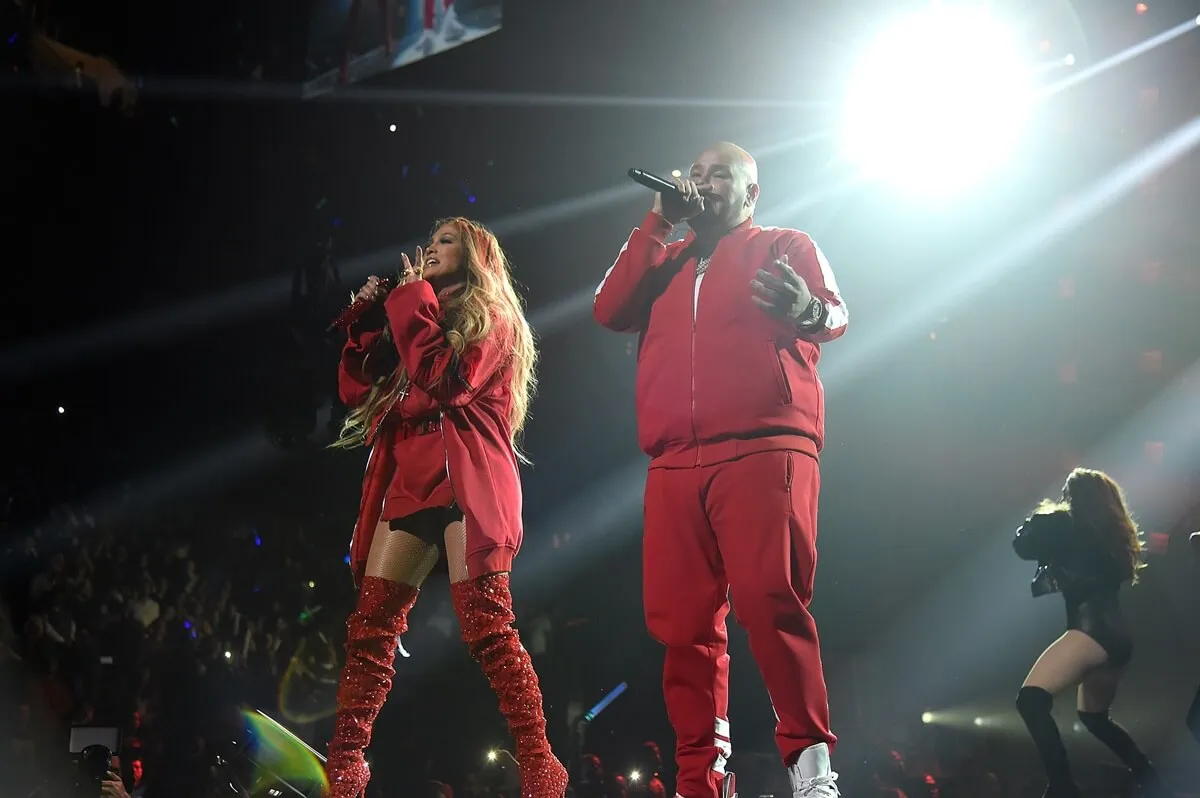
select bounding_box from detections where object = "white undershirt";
[693,257,711,323]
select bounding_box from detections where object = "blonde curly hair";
[332,218,538,460]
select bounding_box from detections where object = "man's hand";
[102,770,131,798]
[751,254,815,325]
[653,176,708,225]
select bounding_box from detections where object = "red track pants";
[424,0,453,28]
[643,450,836,798]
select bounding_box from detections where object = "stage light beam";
[840,6,1035,194]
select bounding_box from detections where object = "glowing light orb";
[840,6,1036,195]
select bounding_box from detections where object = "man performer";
[594,142,848,798]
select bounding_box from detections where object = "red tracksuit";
[594,211,848,798]
[339,280,524,586]
[424,0,453,29]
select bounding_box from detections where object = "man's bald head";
[704,142,759,185]
[687,142,760,236]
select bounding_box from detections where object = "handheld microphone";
[327,276,396,334]
[627,168,681,195]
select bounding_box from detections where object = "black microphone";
[627,168,681,195]
[326,276,396,334]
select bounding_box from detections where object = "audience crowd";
[1,486,1194,798]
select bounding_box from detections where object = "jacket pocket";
[770,341,793,405]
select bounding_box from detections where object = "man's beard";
[688,201,732,235]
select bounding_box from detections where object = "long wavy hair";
[332,218,538,460]
[1037,467,1145,584]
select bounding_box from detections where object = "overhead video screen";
[304,0,502,97]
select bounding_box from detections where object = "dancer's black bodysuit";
[1013,510,1132,668]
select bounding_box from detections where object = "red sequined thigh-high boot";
[451,573,568,798]
[325,576,419,798]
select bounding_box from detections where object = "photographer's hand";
[101,770,131,798]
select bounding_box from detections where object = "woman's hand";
[355,276,387,302]
[399,246,426,286]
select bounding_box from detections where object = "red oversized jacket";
[594,211,848,469]
[339,280,523,586]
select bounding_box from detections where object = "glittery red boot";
[325,576,419,798]
[452,573,568,798]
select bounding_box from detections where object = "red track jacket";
[339,281,524,585]
[594,211,848,469]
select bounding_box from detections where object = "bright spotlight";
[486,750,498,762]
[629,770,642,782]
[840,6,1035,194]
[973,716,985,727]
[57,406,65,414]
[921,712,934,724]
[224,650,232,660]
[389,124,397,132]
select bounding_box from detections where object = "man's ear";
[745,182,760,209]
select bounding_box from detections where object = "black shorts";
[388,505,464,545]
[1069,592,1133,669]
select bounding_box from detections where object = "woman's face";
[423,223,467,284]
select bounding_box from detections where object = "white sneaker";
[415,29,436,56]
[440,4,466,42]
[787,743,840,798]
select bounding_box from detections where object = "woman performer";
[1012,467,1164,798]
[325,217,568,798]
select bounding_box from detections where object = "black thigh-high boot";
[1077,710,1164,796]
[1016,686,1080,798]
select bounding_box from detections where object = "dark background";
[3,0,1200,795]
[303,0,503,89]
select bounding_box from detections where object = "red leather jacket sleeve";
[781,232,849,344]
[338,328,385,407]
[594,211,676,333]
[384,280,510,406]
